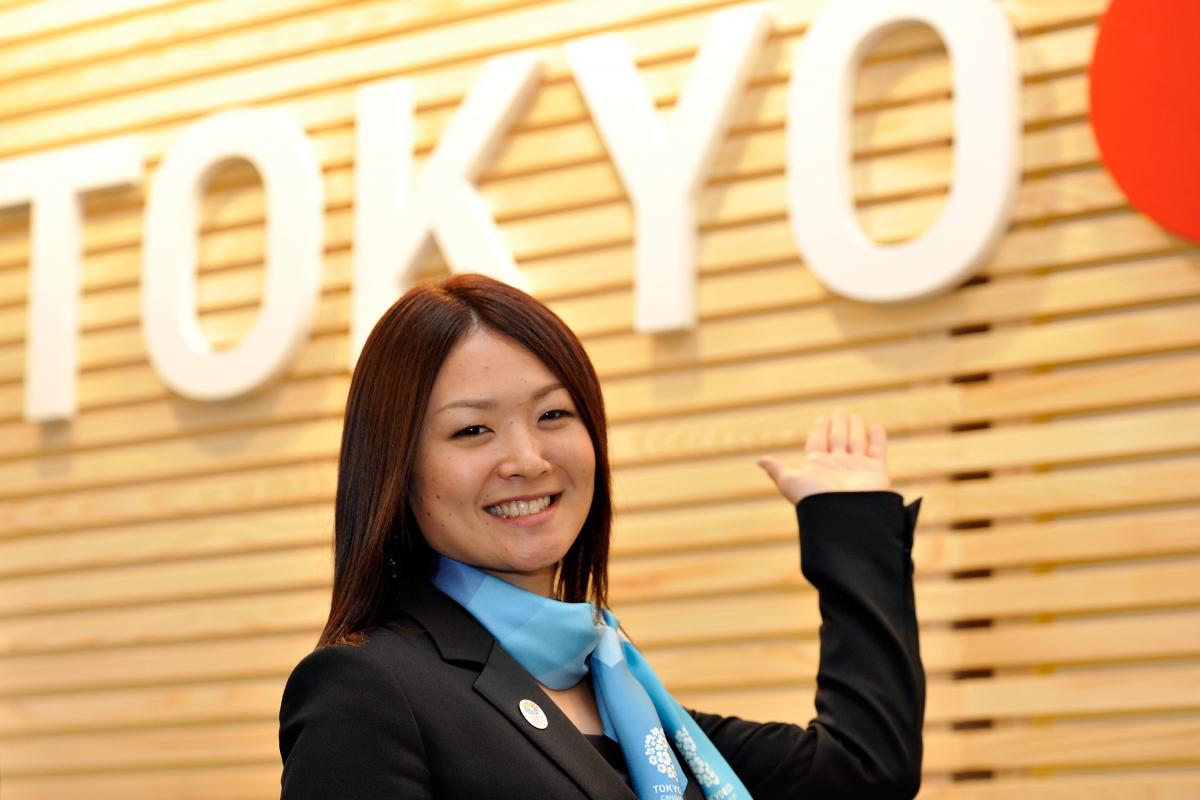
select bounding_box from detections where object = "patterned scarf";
[430,555,752,800]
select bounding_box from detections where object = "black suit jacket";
[279,491,925,799]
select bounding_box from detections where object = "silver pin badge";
[519,698,548,729]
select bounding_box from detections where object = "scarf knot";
[430,555,753,800]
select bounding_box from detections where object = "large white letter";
[142,109,323,400]
[0,137,143,422]
[788,0,1019,302]
[351,54,541,366]
[567,5,771,332]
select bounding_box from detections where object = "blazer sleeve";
[688,490,925,800]
[279,642,433,799]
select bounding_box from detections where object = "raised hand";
[757,408,892,505]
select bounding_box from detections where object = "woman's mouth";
[484,493,560,519]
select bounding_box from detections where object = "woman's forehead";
[428,329,563,409]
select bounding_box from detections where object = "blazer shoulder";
[279,632,435,797]
[282,619,438,702]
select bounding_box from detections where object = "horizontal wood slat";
[0,764,283,800]
[916,773,1200,800]
[0,0,192,48]
[614,452,1200,554]
[5,767,1199,800]
[3,546,1198,657]
[2,386,1196,512]
[673,664,1200,726]
[2,715,1196,777]
[646,609,1200,681]
[4,662,1196,737]
[5,516,1199,620]
[4,605,1198,699]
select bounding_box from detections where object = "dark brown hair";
[317,274,612,647]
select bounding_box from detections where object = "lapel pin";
[519,698,548,729]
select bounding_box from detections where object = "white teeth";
[486,495,554,518]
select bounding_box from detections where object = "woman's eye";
[541,409,573,422]
[452,425,489,439]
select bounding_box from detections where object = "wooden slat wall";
[1,0,1198,796]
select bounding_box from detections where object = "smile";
[484,494,559,519]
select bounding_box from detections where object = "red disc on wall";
[1089,0,1200,242]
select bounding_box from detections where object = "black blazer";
[279,491,925,799]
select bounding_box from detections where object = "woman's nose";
[498,425,550,479]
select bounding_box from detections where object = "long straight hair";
[318,274,612,647]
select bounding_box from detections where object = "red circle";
[1089,0,1200,242]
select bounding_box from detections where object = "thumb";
[756,455,785,486]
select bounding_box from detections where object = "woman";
[279,274,925,799]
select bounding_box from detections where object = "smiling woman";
[314,274,615,653]
[278,273,925,800]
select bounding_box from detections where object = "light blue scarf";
[430,555,752,800]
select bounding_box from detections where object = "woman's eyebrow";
[434,382,564,415]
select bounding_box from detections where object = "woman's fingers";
[829,408,847,452]
[848,412,867,455]
[807,409,887,460]
[867,423,888,464]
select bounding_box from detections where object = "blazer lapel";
[474,641,637,800]
[395,579,637,800]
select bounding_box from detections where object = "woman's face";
[411,327,596,596]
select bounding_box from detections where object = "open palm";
[758,408,892,505]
